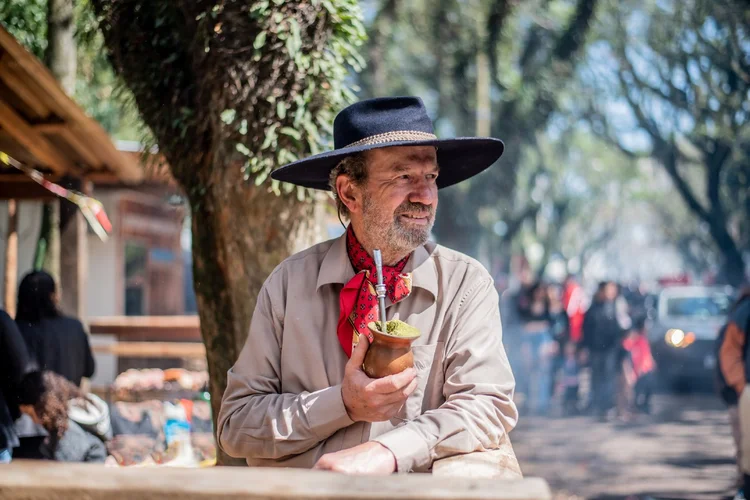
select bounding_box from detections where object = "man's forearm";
[372,392,517,472]
[217,384,354,461]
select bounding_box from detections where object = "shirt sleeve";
[372,277,518,472]
[720,321,746,394]
[216,280,354,461]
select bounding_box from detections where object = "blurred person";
[563,275,586,343]
[622,316,656,414]
[582,281,629,421]
[16,270,95,387]
[518,281,554,415]
[0,310,44,463]
[18,371,107,462]
[547,284,569,404]
[616,343,635,422]
[559,342,581,416]
[718,287,750,500]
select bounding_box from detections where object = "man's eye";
[399,174,410,180]
[427,174,438,180]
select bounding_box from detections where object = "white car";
[648,285,734,390]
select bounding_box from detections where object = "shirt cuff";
[306,384,354,440]
[372,424,431,473]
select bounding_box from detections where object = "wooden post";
[4,199,18,315]
[59,178,90,319]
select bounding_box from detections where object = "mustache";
[396,202,434,216]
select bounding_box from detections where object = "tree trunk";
[36,0,77,278]
[182,152,325,466]
[707,214,746,286]
[35,202,60,281]
[46,0,77,95]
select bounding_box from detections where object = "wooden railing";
[89,315,201,342]
[91,341,205,359]
[0,461,551,500]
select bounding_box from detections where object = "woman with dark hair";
[0,310,44,463]
[16,271,95,386]
[518,281,555,415]
[19,371,107,462]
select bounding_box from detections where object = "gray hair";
[328,153,368,219]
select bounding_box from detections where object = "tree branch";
[486,0,515,88]
[552,0,598,62]
[659,142,711,223]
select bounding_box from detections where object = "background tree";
[90,0,365,463]
[358,0,600,272]
[2,0,145,281]
[584,0,750,285]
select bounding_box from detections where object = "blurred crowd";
[510,276,656,422]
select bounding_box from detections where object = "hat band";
[345,130,438,148]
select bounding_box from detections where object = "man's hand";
[341,336,418,422]
[313,441,396,474]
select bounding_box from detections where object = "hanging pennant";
[0,152,113,241]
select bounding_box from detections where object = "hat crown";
[333,97,435,149]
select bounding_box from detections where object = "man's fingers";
[348,335,369,369]
[368,367,417,394]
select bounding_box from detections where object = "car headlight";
[665,329,695,348]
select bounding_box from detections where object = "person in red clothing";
[563,275,585,344]
[622,316,656,414]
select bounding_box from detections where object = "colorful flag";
[0,152,113,241]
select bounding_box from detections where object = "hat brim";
[270,137,504,190]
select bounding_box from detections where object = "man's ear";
[336,175,361,214]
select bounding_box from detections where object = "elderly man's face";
[355,146,438,257]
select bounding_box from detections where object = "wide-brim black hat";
[270,96,504,190]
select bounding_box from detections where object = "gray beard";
[361,195,434,260]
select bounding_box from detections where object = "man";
[582,281,629,420]
[719,287,750,500]
[218,96,518,474]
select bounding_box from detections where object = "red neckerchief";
[336,226,412,357]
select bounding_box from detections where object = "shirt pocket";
[400,343,443,421]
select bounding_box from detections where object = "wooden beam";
[91,341,206,359]
[0,99,78,175]
[0,54,50,118]
[0,173,56,183]
[0,182,56,200]
[3,199,18,314]
[33,122,67,134]
[88,315,202,341]
[0,461,552,499]
[34,122,102,171]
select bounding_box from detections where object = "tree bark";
[183,153,325,466]
[37,0,77,279]
[46,0,77,95]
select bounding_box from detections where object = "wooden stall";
[0,25,142,318]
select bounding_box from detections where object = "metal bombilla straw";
[373,249,388,332]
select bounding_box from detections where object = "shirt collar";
[316,231,438,300]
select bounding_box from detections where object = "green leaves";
[253,30,267,49]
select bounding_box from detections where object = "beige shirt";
[217,233,518,472]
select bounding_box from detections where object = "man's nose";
[408,180,437,206]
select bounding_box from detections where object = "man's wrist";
[369,441,397,473]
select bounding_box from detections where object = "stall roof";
[0,25,142,186]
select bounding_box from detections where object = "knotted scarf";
[336,226,412,357]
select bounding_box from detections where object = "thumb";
[348,333,369,369]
